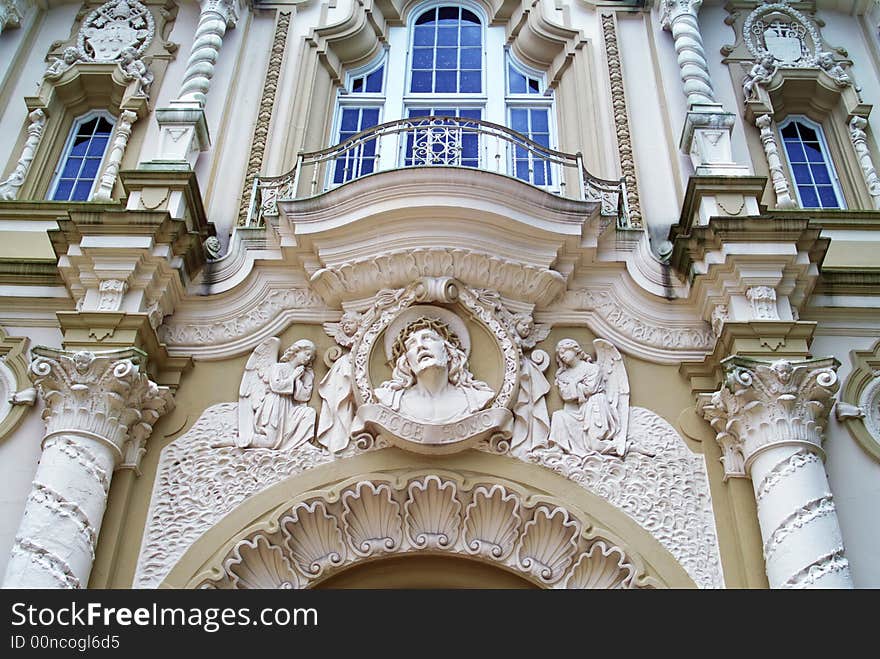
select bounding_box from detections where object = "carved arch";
[0,327,34,441]
[159,452,696,589]
[838,339,880,462]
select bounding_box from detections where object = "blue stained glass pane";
[412,48,433,69]
[459,108,481,120]
[415,9,436,25]
[352,77,364,93]
[460,48,480,69]
[71,136,90,157]
[511,109,528,133]
[361,157,375,175]
[81,158,101,178]
[436,48,456,69]
[461,9,479,24]
[460,25,480,46]
[61,158,82,178]
[408,108,431,117]
[530,109,548,132]
[414,25,435,45]
[810,164,831,184]
[528,78,540,93]
[87,136,108,156]
[818,186,839,208]
[804,143,824,163]
[365,68,383,92]
[436,70,456,92]
[341,109,360,132]
[798,186,819,207]
[78,119,98,136]
[437,26,458,46]
[781,123,798,139]
[459,71,480,92]
[509,67,526,93]
[411,71,432,92]
[333,161,346,184]
[533,161,546,186]
[532,133,550,148]
[784,142,805,162]
[96,118,113,133]
[362,108,380,127]
[362,138,377,157]
[462,132,477,156]
[72,180,93,201]
[792,164,811,184]
[53,180,73,201]
[516,159,529,180]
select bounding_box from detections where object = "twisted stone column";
[176,0,238,106]
[93,111,137,201]
[848,117,880,210]
[756,115,797,209]
[659,0,715,108]
[2,349,172,589]
[699,357,853,588]
[0,109,45,201]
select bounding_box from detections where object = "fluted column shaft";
[177,0,238,106]
[699,357,853,589]
[2,349,172,589]
[660,0,715,108]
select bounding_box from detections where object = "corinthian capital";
[659,0,703,30]
[200,0,238,27]
[698,357,839,480]
[29,347,173,470]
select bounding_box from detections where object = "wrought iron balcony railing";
[244,116,629,227]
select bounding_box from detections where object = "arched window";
[778,116,845,209]
[409,6,482,94]
[48,112,115,202]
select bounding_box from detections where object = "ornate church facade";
[0,0,878,589]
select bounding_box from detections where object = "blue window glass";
[409,7,482,94]
[780,119,842,209]
[333,107,381,184]
[405,107,481,168]
[349,64,385,94]
[509,107,552,186]
[507,63,543,95]
[50,115,114,201]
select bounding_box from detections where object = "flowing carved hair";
[384,318,492,393]
[555,339,590,370]
[280,338,316,363]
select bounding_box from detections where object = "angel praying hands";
[219,337,318,450]
[549,338,630,458]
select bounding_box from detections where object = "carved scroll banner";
[353,405,511,455]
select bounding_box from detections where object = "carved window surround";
[836,338,880,462]
[722,2,876,210]
[0,328,35,441]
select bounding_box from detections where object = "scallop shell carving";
[341,481,403,557]
[224,535,299,589]
[516,505,580,584]
[281,500,346,578]
[564,541,637,589]
[404,475,462,549]
[463,484,521,560]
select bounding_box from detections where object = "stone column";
[150,0,237,165]
[93,110,137,201]
[0,109,45,201]
[756,114,797,209]
[848,117,880,210]
[2,348,172,589]
[699,357,853,589]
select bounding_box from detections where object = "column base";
[680,105,750,176]
[149,102,211,167]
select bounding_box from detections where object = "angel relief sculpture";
[508,313,551,458]
[316,311,360,453]
[215,337,318,450]
[549,338,631,458]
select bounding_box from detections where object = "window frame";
[777,114,846,210]
[505,52,557,189]
[46,109,115,202]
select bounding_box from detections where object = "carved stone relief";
[197,475,660,589]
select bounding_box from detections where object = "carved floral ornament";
[196,474,661,590]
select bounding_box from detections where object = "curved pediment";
[277,167,600,306]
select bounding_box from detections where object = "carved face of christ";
[404,328,449,377]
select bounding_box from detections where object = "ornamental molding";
[135,400,724,588]
[837,339,880,462]
[197,474,660,589]
[0,0,27,33]
[698,356,839,479]
[28,347,173,470]
[0,110,46,202]
[0,327,35,442]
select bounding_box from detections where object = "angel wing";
[529,323,552,346]
[322,321,352,348]
[237,337,280,447]
[593,339,630,457]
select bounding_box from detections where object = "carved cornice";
[28,347,173,470]
[697,356,839,479]
[197,474,660,589]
